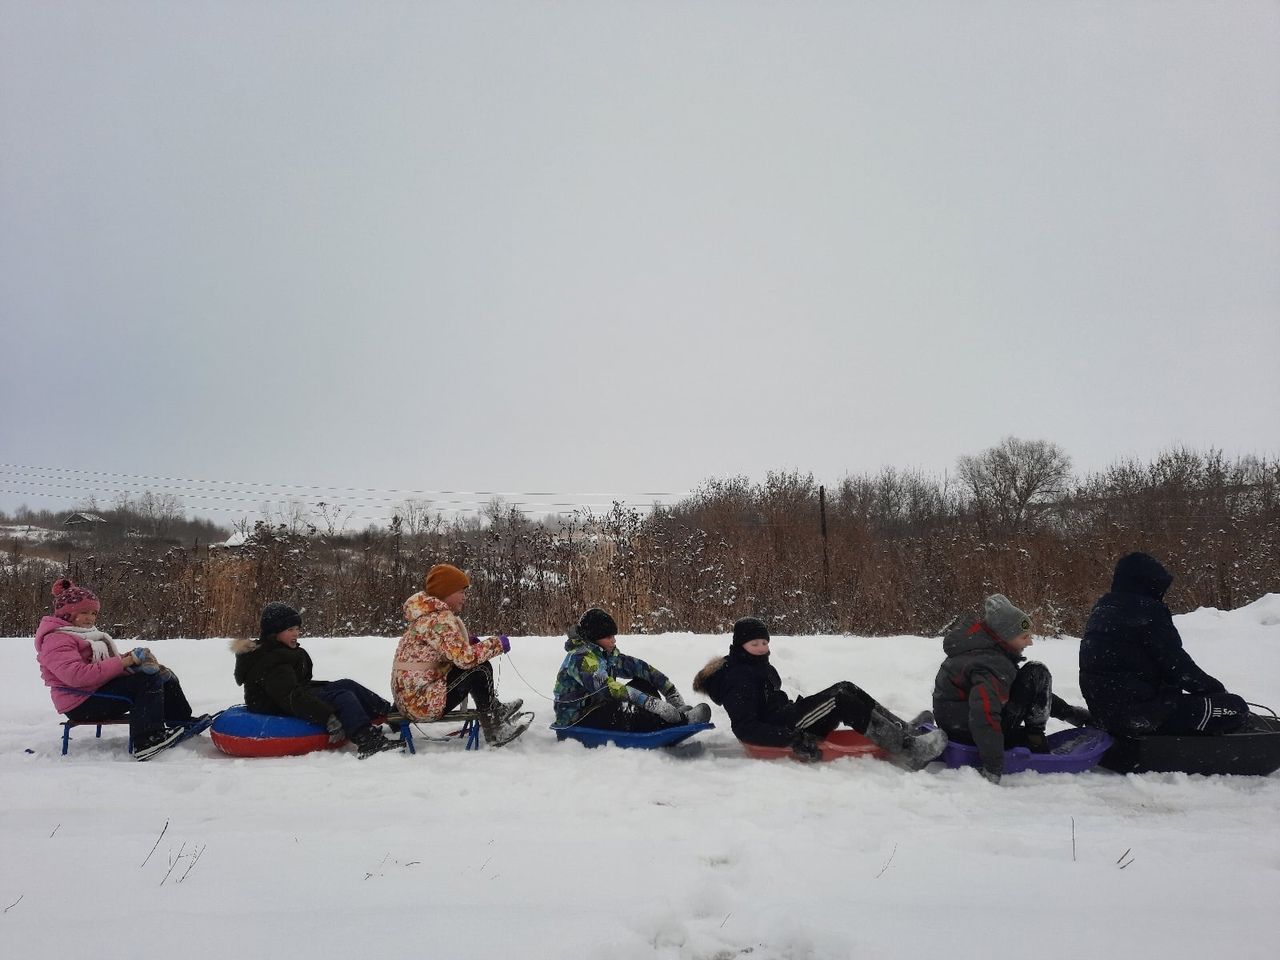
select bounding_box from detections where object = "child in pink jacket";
[35,579,210,760]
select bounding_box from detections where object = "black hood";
[1111,552,1174,601]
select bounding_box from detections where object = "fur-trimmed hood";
[692,655,728,700]
[230,634,297,686]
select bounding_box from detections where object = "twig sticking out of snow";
[3,895,22,914]
[875,843,899,879]
[178,845,206,883]
[141,820,169,868]
[160,842,188,885]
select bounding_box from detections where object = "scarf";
[60,625,120,662]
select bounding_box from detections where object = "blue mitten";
[132,647,160,674]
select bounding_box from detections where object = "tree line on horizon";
[1,439,1276,640]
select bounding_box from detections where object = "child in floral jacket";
[391,564,529,747]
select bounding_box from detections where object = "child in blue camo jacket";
[553,608,710,731]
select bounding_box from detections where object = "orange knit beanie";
[425,563,470,599]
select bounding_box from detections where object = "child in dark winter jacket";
[231,602,403,759]
[35,579,211,761]
[1080,552,1250,736]
[932,594,1091,783]
[693,617,946,768]
[554,608,711,731]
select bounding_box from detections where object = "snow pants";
[578,678,674,733]
[314,679,392,737]
[1159,693,1249,735]
[788,681,876,738]
[442,662,496,714]
[1000,662,1053,745]
[65,671,194,742]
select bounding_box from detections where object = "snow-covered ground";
[0,523,64,543]
[2,599,1278,960]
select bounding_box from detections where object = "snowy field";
[3,599,1278,960]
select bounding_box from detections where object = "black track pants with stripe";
[788,681,876,738]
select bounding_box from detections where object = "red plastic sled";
[210,705,343,758]
[741,729,888,762]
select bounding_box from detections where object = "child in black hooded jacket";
[231,602,403,758]
[694,617,945,769]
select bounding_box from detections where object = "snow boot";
[480,709,533,748]
[681,703,712,724]
[864,705,947,771]
[352,726,405,759]
[498,698,525,722]
[134,726,187,762]
[908,709,935,727]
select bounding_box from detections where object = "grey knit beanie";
[983,594,1032,644]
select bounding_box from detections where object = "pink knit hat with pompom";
[52,578,100,619]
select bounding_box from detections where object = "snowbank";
[2,604,1277,959]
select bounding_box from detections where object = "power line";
[0,483,660,525]
[0,463,686,502]
[0,475,644,511]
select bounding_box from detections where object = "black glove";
[791,731,823,763]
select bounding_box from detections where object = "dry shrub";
[3,450,1276,639]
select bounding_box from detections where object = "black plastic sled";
[1100,715,1280,776]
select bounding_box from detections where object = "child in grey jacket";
[931,594,1090,783]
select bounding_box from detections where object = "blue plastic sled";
[939,726,1114,774]
[551,722,714,749]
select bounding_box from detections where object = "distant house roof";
[211,530,249,549]
[64,513,108,526]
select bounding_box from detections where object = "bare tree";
[314,501,354,537]
[956,436,1072,529]
[395,498,441,538]
[138,490,184,538]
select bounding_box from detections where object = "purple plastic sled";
[938,726,1114,774]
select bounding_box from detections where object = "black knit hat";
[260,601,303,639]
[732,617,770,646]
[578,607,619,644]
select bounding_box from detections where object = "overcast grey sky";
[2,1,1278,527]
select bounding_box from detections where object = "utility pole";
[819,485,830,602]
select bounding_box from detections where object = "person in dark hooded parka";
[1079,552,1250,736]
